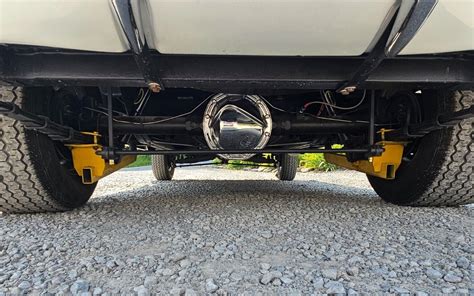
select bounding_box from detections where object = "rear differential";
[202,94,272,160]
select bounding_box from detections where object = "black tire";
[0,87,96,214]
[151,154,175,180]
[368,90,473,207]
[276,154,299,181]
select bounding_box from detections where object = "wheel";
[0,87,96,214]
[276,154,299,181]
[368,90,473,207]
[151,154,175,180]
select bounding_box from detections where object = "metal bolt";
[148,82,161,93]
[340,86,357,95]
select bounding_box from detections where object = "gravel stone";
[105,260,117,269]
[0,167,471,294]
[260,271,282,285]
[322,268,339,280]
[312,277,325,289]
[68,270,79,280]
[456,257,470,269]
[162,268,174,276]
[347,288,359,295]
[325,281,345,294]
[169,287,185,295]
[441,286,456,293]
[260,231,273,239]
[17,281,31,290]
[134,285,149,296]
[184,289,197,296]
[393,287,410,295]
[144,276,157,288]
[346,266,359,276]
[425,268,443,280]
[94,256,106,264]
[206,278,219,293]
[387,271,397,278]
[280,277,293,285]
[171,254,186,262]
[179,259,191,268]
[443,272,463,283]
[70,280,90,294]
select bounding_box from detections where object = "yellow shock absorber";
[66,132,136,184]
[324,130,405,180]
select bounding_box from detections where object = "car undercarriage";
[0,0,473,213]
[0,84,471,182]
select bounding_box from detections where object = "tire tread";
[277,154,299,181]
[408,90,472,206]
[0,87,66,213]
[151,155,175,180]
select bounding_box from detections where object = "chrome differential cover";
[203,94,272,160]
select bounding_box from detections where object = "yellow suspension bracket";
[65,132,136,184]
[324,140,405,180]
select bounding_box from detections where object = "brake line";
[301,90,367,112]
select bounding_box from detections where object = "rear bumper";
[1,49,473,92]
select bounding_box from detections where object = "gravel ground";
[0,166,473,295]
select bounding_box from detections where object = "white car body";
[1,0,473,55]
